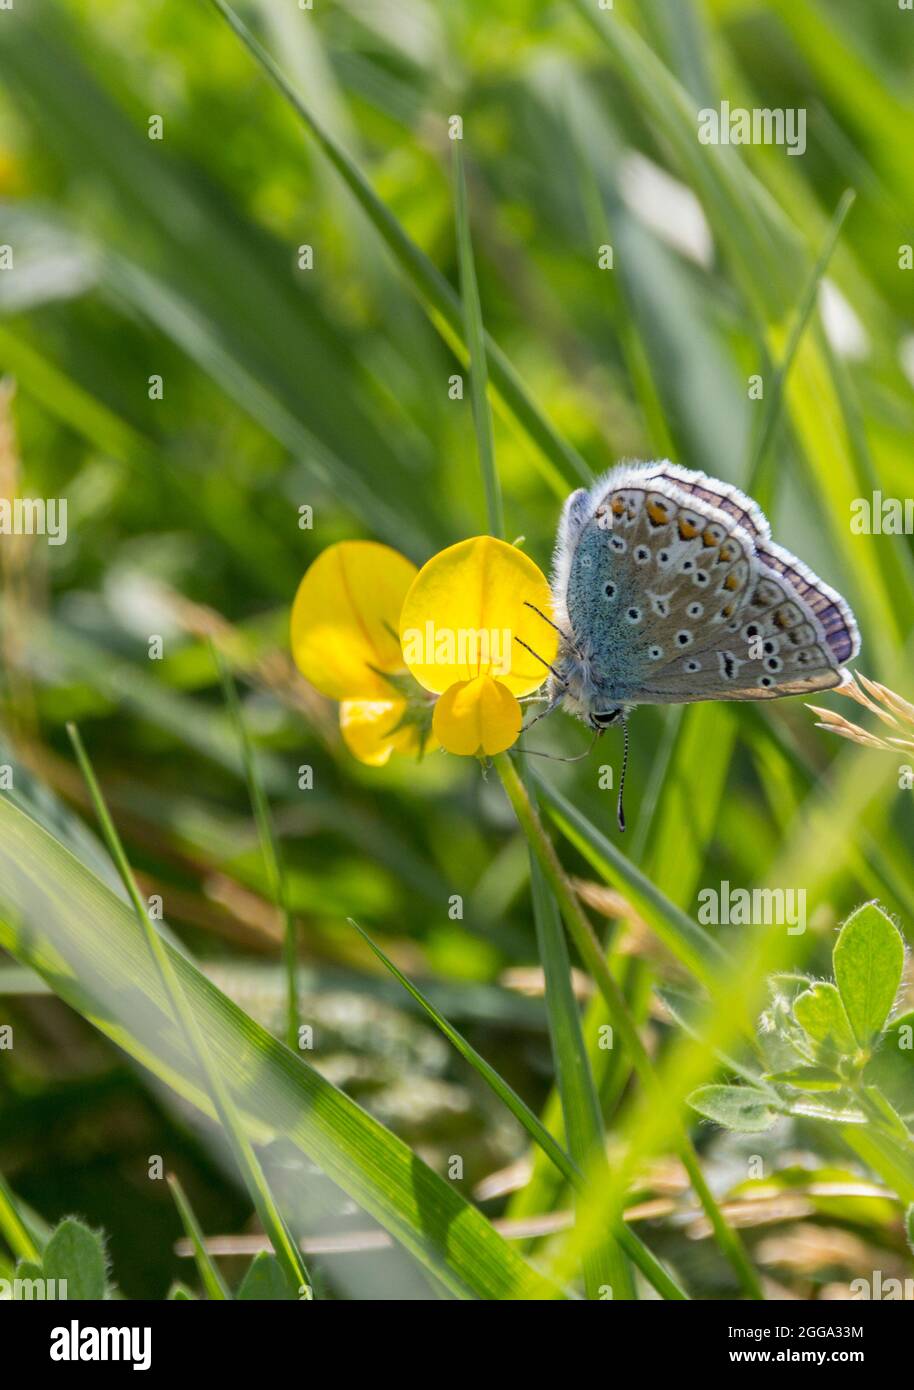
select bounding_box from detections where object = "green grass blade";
[0,1171,41,1264]
[66,723,311,1300]
[347,917,578,1187]
[347,915,685,1299]
[747,188,856,508]
[167,1173,232,1300]
[0,793,558,1300]
[214,648,299,1052]
[499,754,760,1298]
[525,847,632,1299]
[452,139,503,539]
[206,0,590,490]
[531,771,729,993]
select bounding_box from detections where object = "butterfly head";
[546,639,629,731]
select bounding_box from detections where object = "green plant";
[690,903,913,1153]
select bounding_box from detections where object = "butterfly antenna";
[522,601,575,646]
[514,636,567,686]
[617,715,630,833]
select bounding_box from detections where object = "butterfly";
[525,462,860,827]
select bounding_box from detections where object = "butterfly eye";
[604,582,616,599]
[685,659,701,673]
[675,630,693,647]
[648,644,663,660]
[758,675,774,688]
[634,546,650,563]
[625,607,642,624]
[687,602,704,618]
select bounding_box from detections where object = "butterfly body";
[547,462,860,729]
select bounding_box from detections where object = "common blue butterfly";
[527,462,860,826]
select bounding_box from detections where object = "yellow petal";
[291,541,417,700]
[432,675,521,756]
[340,699,437,766]
[399,536,558,696]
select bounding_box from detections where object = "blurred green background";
[1,0,913,1298]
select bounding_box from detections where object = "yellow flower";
[290,540,435,765]
[399,536,557,757]
[338,699,427,767]
[432,675,522,756]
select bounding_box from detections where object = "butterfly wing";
[636,461,771,541]
[559,467,858,706]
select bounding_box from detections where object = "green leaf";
[833,903,906,1046]
[766,1066,844,1092]
[792,982,857,1058]
[166,1282,198,1301]
[42,1218,108,1301]
[905,1204,914,1257]
[688,1085,780,1133]
[237,1252,296,1301]
[0,794,557,1301]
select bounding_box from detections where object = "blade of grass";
[573,0,911,655]
[746,188,856,509]
[0,1171,41,1264]
[213,647,299,1052]
[496,752,764,1298]
[167,1173,232,1300]
[0,793,559,1299]
[66,722,311,1300]
[450,128,635,1292]
[525,844,633,1300]
[347,916,686,1299]
[452,139,503,539]
[347,917,578,1188]
[206,0,590,492]
[530,770,730,994]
